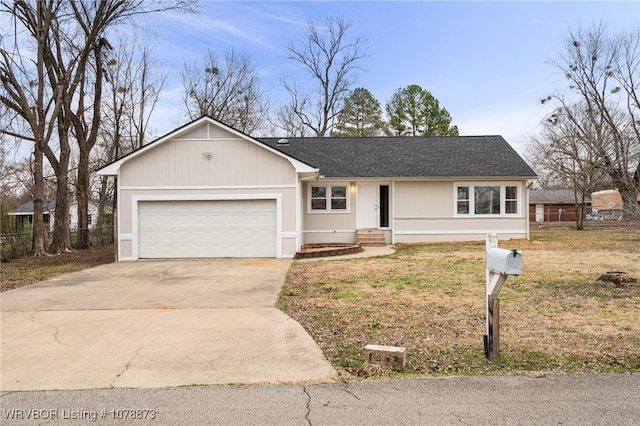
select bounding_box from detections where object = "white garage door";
[138,199,276,258]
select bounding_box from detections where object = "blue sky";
[146,1,639,151]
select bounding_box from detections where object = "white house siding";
[299,179,531,245]
[120,138,295,187]
[394,181,452,217]
[116,123,299,260]
[393,180,530,243]
[68,202,103,230]
[394,217,528,242]
[301,180,358,244]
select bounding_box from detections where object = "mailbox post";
[484,233,522,360]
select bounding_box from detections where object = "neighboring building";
[9,200,56,232]
[10,200,111,232]
[591,189,625,220]
[528,189,591,223]
[98,116,537,261]
[68,200,112,230]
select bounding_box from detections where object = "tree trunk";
[96,175,109,227]
[576,204,585,230]
[31,146,47,256]
[574,190,586,231]
[51,175,70,252]
[76,147,91,249]
[618,186,640,220]
[49,127,72,253]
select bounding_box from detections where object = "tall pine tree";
[331,88,389,137]
[386,84,458,136]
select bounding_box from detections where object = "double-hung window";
[455,184,519,216]
[505,186,518,214]
[457,186,470,214]
[309,185,348,212]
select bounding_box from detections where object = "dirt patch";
[1,246,115,292]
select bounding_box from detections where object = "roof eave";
[316,175,538,180]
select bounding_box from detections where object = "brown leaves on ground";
[1,246,115,292]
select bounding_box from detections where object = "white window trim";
[307,183,351,214]
[453,182,522,217]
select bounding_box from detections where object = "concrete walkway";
[0,259,336,391]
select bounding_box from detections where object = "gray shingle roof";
[13,200,56,214]
[529,189,589,204]
[259,135,537,179]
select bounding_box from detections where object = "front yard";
[278,228,640,378]
[1,246,115,292]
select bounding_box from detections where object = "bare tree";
[527,102,612,229]
[273,79,312,137]
[182,48,268,134]
[546,22,640,219]
[279,16,367,137]
[96,34,166,226]
[64,1,195,249]
[0,0,65,255]
[2,0,196,252]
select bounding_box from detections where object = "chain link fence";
[1,226,114,261]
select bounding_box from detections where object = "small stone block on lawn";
[363,344,406,369]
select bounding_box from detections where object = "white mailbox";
[486,247,522,276]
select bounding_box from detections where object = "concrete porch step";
[356,229,386,246]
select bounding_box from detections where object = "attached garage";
[137,199,277,258]
[96,115,316,261]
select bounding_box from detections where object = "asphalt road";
[2,373,638,425]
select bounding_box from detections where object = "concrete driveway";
[1,259,336,391]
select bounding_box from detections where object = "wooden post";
[486,296,500,360]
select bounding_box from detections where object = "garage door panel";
[138,200,276,258]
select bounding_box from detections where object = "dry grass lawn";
[278,227,640,378]
[1,246,115,292]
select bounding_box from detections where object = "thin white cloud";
[159,10,278,51]
[230,1,309,29]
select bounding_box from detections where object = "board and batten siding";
[393,180,529,242]
[120,137,296,187]
[116,122,300,260]
[301,181,358,244]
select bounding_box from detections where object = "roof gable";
[97,116,317,176]
[259,135,537,179]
